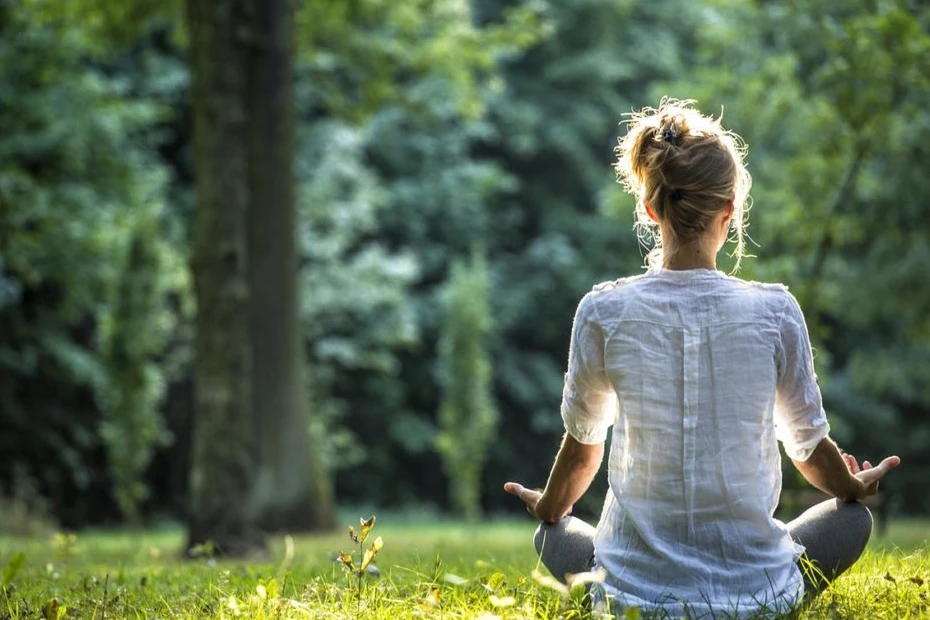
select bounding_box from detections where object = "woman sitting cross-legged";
[504,98,900,618]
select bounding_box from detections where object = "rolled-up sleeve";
[774,293,830,461]
[560,293,618,445]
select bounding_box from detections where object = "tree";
[186,0,335,551]
[185,0,261,554]
[435,250,498,520]
[2,0,545,527]
[244,0,331,532]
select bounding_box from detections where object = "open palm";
[843,453,901,498]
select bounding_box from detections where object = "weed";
[336,515,383,617]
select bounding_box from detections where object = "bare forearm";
[535,433,604,523]
[792,437,864,502]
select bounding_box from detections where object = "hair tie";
[660,126,681,146]
[668,187,684,201]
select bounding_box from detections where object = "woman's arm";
[505,292,612,522]
[505,432,604,523]
[775,294,901,496]
[792,436,900,501]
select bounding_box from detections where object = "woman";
[504,99,900,618]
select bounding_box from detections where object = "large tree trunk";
[186,0,264,555]
[244,0,333,531]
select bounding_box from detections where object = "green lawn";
[1,516,928,619]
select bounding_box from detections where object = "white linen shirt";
[560,268,830,618]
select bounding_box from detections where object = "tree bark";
[186,0,264,555]
[244,0,333,531]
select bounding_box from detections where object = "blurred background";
[1,0,928,545]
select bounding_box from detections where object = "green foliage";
[435,250,498,520]
[17,0,183,54]
[297,0,546,121]
[297,120,419,475]
[97,209,186,521]
[0,4,188,522]
[294,0,540,509]
[0,466,55,536]
[3,0,930,523]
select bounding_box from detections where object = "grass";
[0,515,928,619]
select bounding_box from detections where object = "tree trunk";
[185,0,264,555]
[244,0,334,531]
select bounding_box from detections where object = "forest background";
[2,0,929,542]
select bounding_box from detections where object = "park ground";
[1,515,928,619]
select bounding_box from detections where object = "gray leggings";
[534,499,873,597]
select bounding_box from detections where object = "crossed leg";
[533,499,873,597]
[787,498,873,596]
[533,516,596,583]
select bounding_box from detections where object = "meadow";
[1,516,928,619]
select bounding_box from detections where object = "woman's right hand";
[504,482,544,520]
[504,481,573,523]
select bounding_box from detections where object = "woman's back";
[564,268,825,614]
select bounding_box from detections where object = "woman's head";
[614,98,752,271]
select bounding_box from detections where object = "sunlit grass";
[0,516,927,619]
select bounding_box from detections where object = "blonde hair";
[614,98,752,272]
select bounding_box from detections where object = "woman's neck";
[662,240,718,271]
